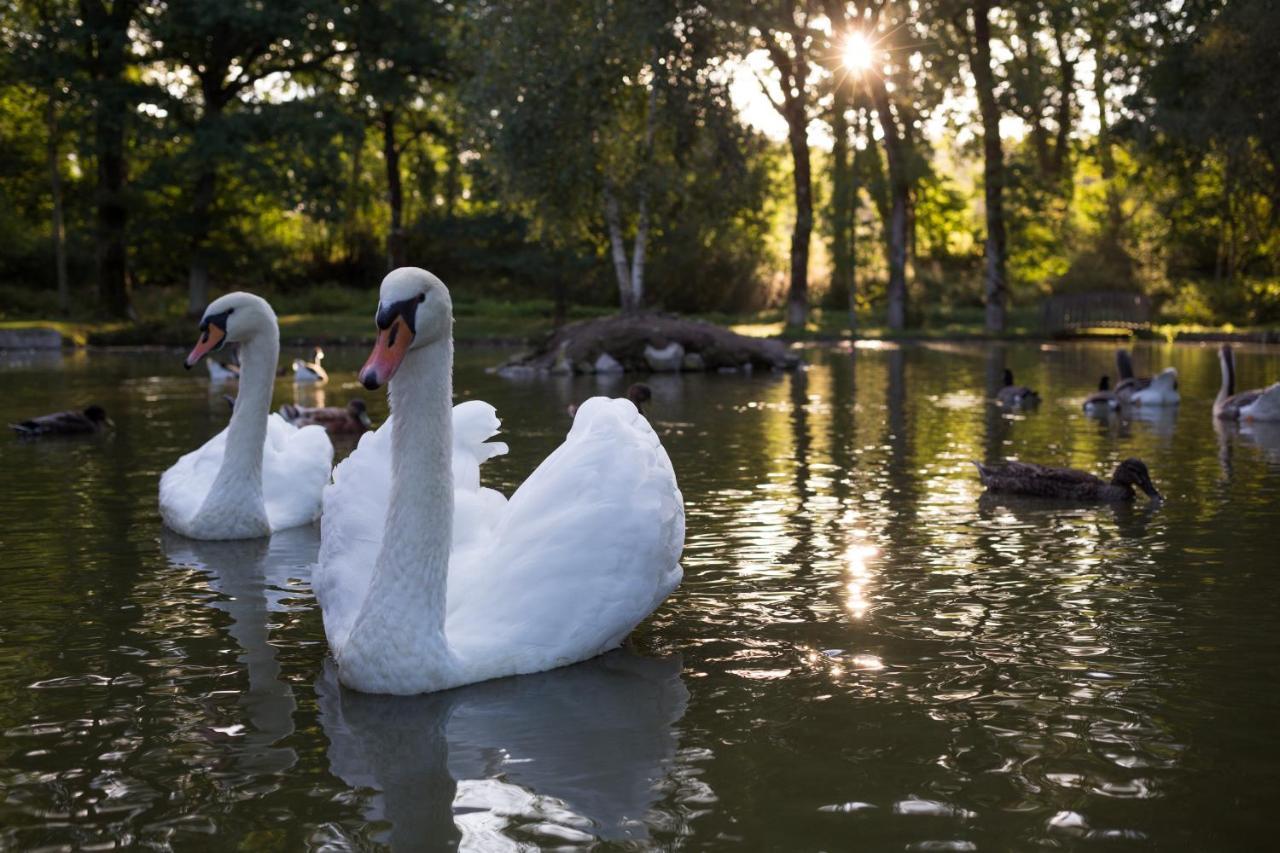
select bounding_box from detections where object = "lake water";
[1,340,1279,850]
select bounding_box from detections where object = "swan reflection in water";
[160,526,319,776]
[317,650,690,848]
[1215,415,1280,475]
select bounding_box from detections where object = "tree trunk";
[785,104,812,330]
[345,124,365,265]
[82,0,136,319]
[1051,27,1074,180]
[630,193,649,311]
[869,76,909,330]
[829,94,854,321]
[187,166,216,315]
[1093,33,1121,241]
[46,93,69,315]
[383,107,406,269]
[94,99,130,318]
[972,0,1007,333]
[603,182,634,312]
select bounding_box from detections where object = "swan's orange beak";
[185,324,225,369]
[360,316,413,390]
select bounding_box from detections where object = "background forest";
[0,0,1276,332]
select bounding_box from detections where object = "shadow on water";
[316,650,690,848]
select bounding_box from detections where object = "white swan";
[293,347,328,384]
[1215,344,1280,421]
[315,267,684,695]
[160,293,333,540]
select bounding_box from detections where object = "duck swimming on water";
[10,405,112,437]
[996,369,1039,407]
[279,399,374,435]
[1083,376,1118,412]
[973,458,1161,502]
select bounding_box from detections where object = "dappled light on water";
[1,342,1279,848]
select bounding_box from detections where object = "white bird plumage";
[1128,367,1180,406]
[1215,344,1280,421]
[293,347,328,384]
[160,293,333,540]
[314,268,684,695]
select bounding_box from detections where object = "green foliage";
[0,0,1277,328]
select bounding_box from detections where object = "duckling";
[1083,376,1119,412]
[10,404,112,437]
[996,369,1039,406]
[278,399,373,435]
[567,383,652,419]
[292,347,328,384]
[973,457,1161,502]
[1215,344,1280,421]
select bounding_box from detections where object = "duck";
[160,293,334,540]
[568,383,652,419]
[1115,349,1180,405]
[279,399,373,435]
[1214,344,1280,421]
[996,369,1039,406]
[293,347,328,384]
[10,404,112,437]
[1082,376,1118,412]
[314,267,684,695]
[972,457,1161,502]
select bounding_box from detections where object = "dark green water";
[2,341,1279,850]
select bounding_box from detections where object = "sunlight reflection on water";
[2,342,1280,848]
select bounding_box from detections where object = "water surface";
[1,341,1278,850]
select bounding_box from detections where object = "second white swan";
[314,268,685,695]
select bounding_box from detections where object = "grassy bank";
[4,298,1279,348]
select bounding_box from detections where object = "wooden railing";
[1040,292,1152,334]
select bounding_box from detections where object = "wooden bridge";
[1040,291,1152,335]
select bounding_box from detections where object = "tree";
[469,0,738,314]
[79,0,140,318]
[339,0,450,272]
[751,1,818,330]
[968,0,1007,332]
[149,0,342,314]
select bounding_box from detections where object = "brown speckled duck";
[973,458,1161,502]
[279,399,373,435]
[996,369,1039,406]
[10,404,112,437]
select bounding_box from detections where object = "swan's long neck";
[200,328,278,530]
[1219,349,1235,401]
[340,336,457,694]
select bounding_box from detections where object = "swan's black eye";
[418,293,426,303]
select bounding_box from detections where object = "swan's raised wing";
[447,397,684,670]
[261,414,333,531]
[316,402,509,652]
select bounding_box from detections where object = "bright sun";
[842,32,874,72]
